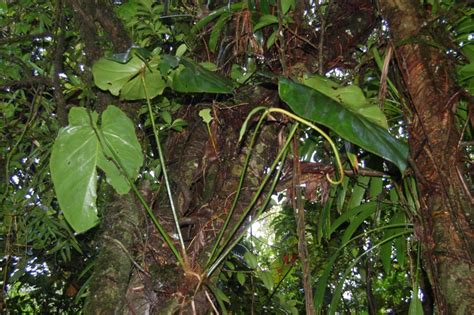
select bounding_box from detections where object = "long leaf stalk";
[206,146,290,277]
[207,104,343,273]
[206,109,269,267]
[267,108,344,184]
[206,124,297,277]
[141,76,187,260]
[207,104,343,266]
[92,121,185,267]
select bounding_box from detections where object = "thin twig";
[291,136,315,315]
[277,0,288,76]
[317,0,333,75]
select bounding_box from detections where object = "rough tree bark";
[123,92,282,314]
[380,1,473,313]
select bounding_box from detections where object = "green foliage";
[169,58,235,93]
[93,54,234,98]
[301,74,388,128]
[2,0,471,312]
[50,106,143,233]
[93,55,166,100]
[279,78,409,172]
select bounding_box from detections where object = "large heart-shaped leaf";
[170,57,234,93]
[100,105,144,193]
[93,56,166,100]
[92,56,144,96]
[50,106,143,233]
[301,74,388,128]
[50,108,100,233]
[279,78,408,171]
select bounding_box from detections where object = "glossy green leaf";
[161,111,172,125]
[99,106,144,193]
[347,176,370,210]
[279,78,408,171]
[212,284,230,304]
[50,108,100,233]
[281,0,295,15]
[209,12,231,52]
[170,58,234,93]
[266,30,278,49]
[369,177,383,199]
[380,236,393,274]
[329,202,378,237]
[341,204,377,244]
[336,176,349,213]
[175,44,187,57]
[236,271,245,286]
[120,68,166,101]
[92,56,144,96]
[253,14,278,32]
[92,56,166,100]
[302,74,388,128]
[50,106,143,233]
[393,212,407,267]
[191,2,243,34]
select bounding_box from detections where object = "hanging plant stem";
[90,113,184,267]
[141,76,188,263]
[206,108,269,267]
[206,123,297,276]
[267,108,344,184]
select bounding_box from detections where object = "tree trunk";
[85,192,144,314]
[380,1,474,313]
[123,94,282,313]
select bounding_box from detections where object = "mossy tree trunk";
[123,90,282,313]
[380,1,474,313]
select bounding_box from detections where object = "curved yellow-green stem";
[267,108,344,185]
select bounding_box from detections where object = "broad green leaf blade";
[120,67,166,100]
[209,12,231,52]
[281,0,295,15]
[393,211,407,267]
[369,177,383,199]
[93,55,166,101]
[253,14,278,32]
[279,78,408,171]
[99,105,144,194]
[379,235,393,274]
[329,202,380,237]
[302,74,388,128]
[236,272,246,286]
[50,107,99,233]
[347,176,370,210]
[170,57,234,93]
[92,56,144,96]
[208,283,230,315]
[341,204,377,244]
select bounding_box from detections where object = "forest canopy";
[0,0,472,314]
